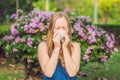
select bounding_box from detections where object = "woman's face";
[54,17,68,34]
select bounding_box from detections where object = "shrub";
[1,8,116,77]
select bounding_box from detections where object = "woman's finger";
[53,31,59,38]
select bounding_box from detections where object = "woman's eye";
[62,27,66,30]
[55,27,60,30]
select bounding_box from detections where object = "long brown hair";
[47,12,73,68]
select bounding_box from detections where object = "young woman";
[38,12,81,80]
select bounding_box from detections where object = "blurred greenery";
[0,52,120,80]
[0,0,120,24]
[32,0,120,24]
[77,52,120,80]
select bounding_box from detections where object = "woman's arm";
[62,42,81,77]
[38,41,60,78]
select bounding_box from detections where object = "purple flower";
[105,34,111,41]
[100,56,107,62]
[74,24,80,31]
[63,8,70,13]
[86,25,93,33]
[27,58,31,63]
[83,35,88,40]
[15,36,21,43]
[13,48,18,52]
[78,30,84,37]
[86,16,91,22]
[13,41,16,45]
[83,54,90,62]
[11,28,19,35]
[71,28,74,34]
[85,46,94,55]
[24,25,30,31]
[27,37,33,47]
[36,23,43,29]
[28,28,36,34]
[100,46,105,49]
[111,33,115,41]
[30,22,36,28]
[86,50,91,55]
[78,16,85,19]
[31,18,40,23]
[14,23,20,28]
[91,25,97,31]
[10,13,16,19]
[106,41,114,48]
[91,31,96,36]
[114,48,119,52]
[88,36,97,44]
[96,32,101,37]
[27,41,33,47]
[28,37,33,42]
[101,31,106,34]
[4,35,13,40]
[77,20,83,26]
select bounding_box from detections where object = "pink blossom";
[83,35,88,40]
[15,36,21,43]
[91,25,97,31]
[30,22,36,28]
[114,48,119,52]
[13,48,18,52]
[27,58,31,63]
[11,28,19,35]
[100,46,105,49]
[4,35,13,40]
[88,36,97,44]
[27,37,33,47]
[63,8,70,13]
[86,16,91,22]
[78,30,85,37]
[74,23,80,31]
[86,25,93,34]
[85,50,91,55]
[106,41,114,48]
[36,23,43,29]
[100,56,107,62]
[105,34,111,41]
[31,18,40,23]
[96,32,101,37]
[28,28,36,34]
[24,25,30,31]
[91,32,96,36]
[14,23,20,28]
[83,54,90,62]
[77,20,83,26]
[71,28,74,34]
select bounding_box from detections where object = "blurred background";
[0,0,120,80]
[0,0,120,24]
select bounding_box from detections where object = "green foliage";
[33,0,57,11]
[1,9,116,77]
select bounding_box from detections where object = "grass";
[0,63,25,80]
[77,52,120,80]
[0,24,10,32]
[0,52,120,80]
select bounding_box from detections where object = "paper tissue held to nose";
[59,29,65,42]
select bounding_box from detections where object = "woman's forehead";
[55,17,68,26]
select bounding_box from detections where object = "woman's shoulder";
[38,41,47,48]
[72,41,80,47]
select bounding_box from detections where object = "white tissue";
[59,29,64,40]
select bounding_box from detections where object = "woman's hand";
[62,32,70,48]
[53,31,61,49]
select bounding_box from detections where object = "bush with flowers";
[1,8,116,77]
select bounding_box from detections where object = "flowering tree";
[2,8,116,77]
